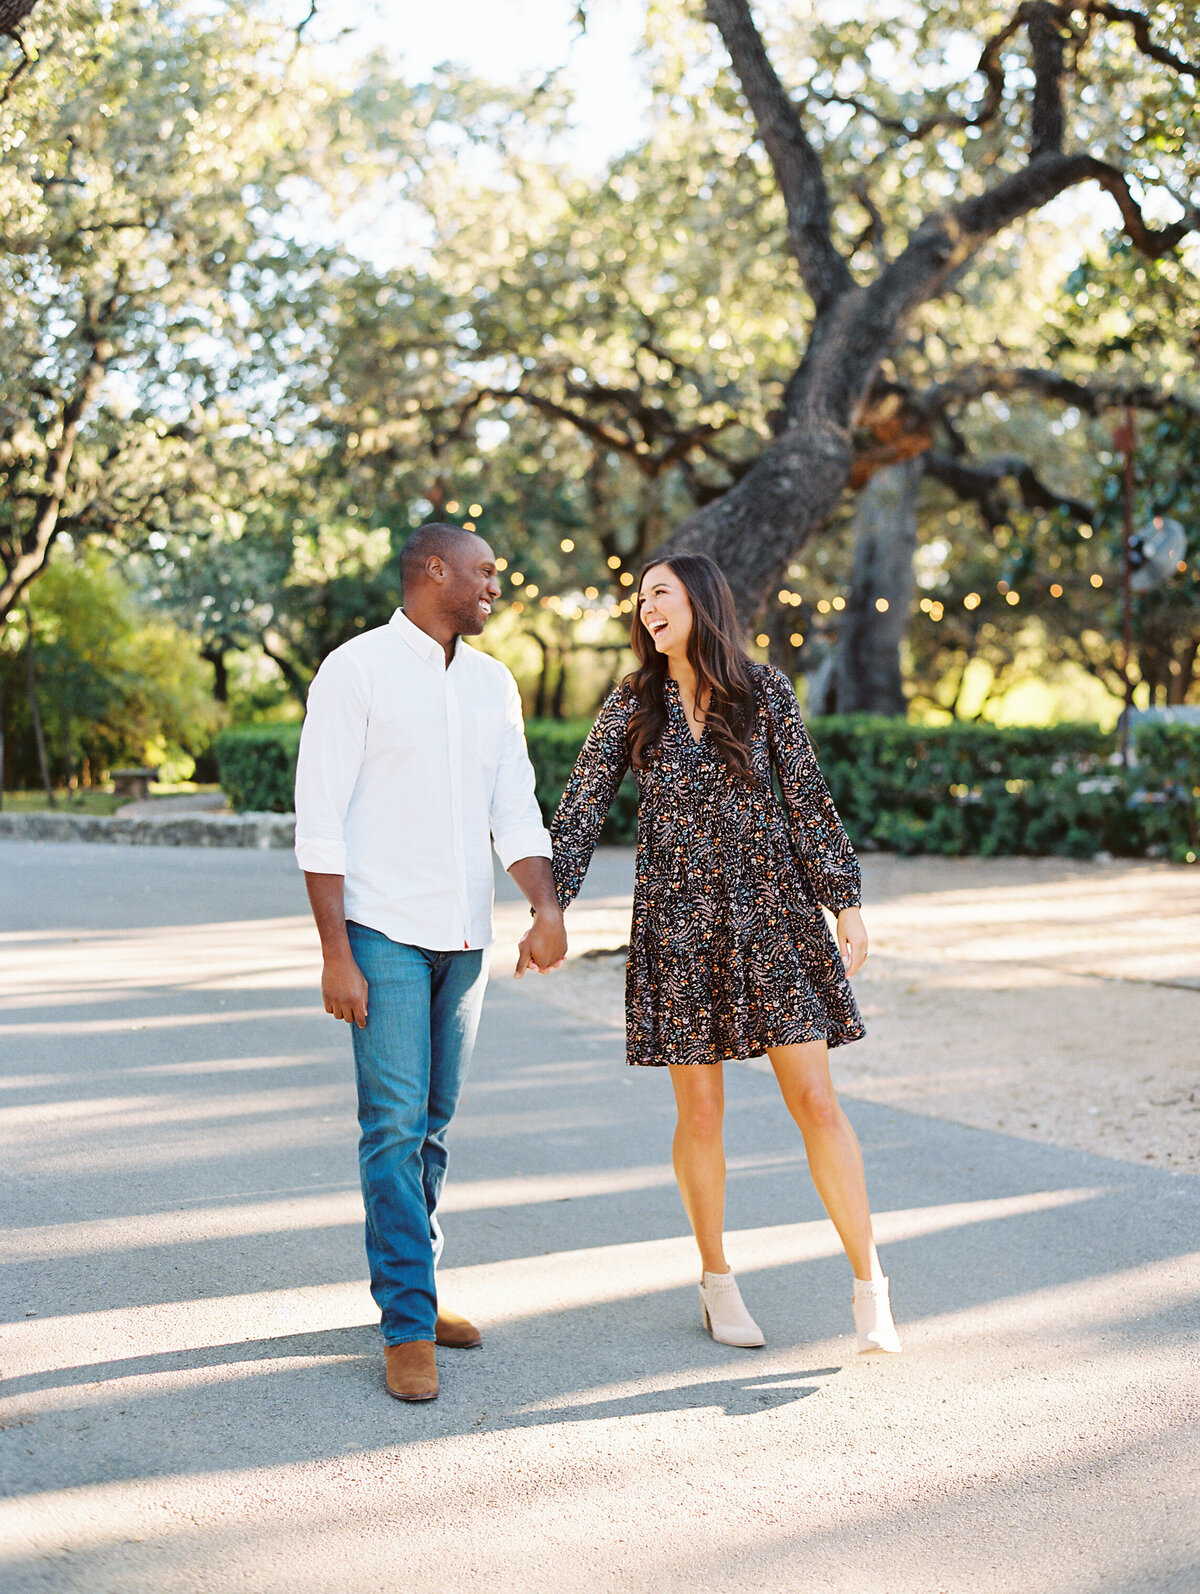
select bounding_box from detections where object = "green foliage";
[214,709,1198,863]
[0,554,222,788]
[524,720,640,842]
[1133,721,1200,860]
[213,724,302,813]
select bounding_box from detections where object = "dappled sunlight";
[0,1085,341,1138]
[0,1004,325,1037]
[13,1115,347,1178]
[864,866,1200,987]
[2,1189,1112,1391]
[0,916,322,1004]
[1,1152,811,1264]
[1,1258,1195,1589]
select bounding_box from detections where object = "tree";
[0,553,222,788]
[0,0,337,629]
[638,0,1198,626]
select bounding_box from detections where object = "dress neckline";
[666,674,708,746]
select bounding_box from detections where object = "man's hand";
[836,907,868,977]
[322,951,369,1026]
[515,908,567,978]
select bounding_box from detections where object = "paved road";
[0,841,1197,1594]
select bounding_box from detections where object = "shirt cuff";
[294,836,348,875]
[493,825,552,872]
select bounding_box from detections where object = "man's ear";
[426,556,446,583]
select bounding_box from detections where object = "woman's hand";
[836,907,868,977]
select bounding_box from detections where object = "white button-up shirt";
[294,609,551,951]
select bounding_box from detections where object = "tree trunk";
[24,603,55,806]
[202,645,229,704]
[0,336,111,628]
[657,293,878,623]
[831,459,922,715]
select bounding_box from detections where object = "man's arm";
[509,855,567,978]
[304,872,369,1026]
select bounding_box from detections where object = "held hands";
[515,908,568,978]
[322,951,369,1027]
[837,907,868,977]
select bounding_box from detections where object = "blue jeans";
[346,923,486,1345]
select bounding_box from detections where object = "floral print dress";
[550,662,865,1068]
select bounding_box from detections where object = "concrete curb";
[0,809,295,848]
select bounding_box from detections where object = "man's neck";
[403,606,458,668]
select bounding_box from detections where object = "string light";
[874,598,889,613]
[789,632,804,647]
[817,599,831,614]
[606,555,622,570]
[462,521,476,531]
[510,571,525,586]
[964,592,981,610]
[468,503,483,517]
[929,602,944,621]
[619,572,634,587]
[755,633,770,647]
[1006,591,1020,605]
[1050,583,1063,597]
[560,538,575,552]
[584,586,599,599]
[1090,573,1104,588]
[445,500,460,514]
[525,584,539,598]
[1079,524,1093,539]
[832,595,846,611]
[495,557,508,571]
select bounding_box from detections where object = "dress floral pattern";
[550,662,865,1067]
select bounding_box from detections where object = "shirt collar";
[390,608,460,667]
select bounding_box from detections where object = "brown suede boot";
[384,1340,438,1401]
[434,1306,482,1349]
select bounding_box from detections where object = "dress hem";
[626,1021,866,1068]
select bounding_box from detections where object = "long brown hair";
[626,553,757,779]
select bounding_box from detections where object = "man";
[294,523,567,1402]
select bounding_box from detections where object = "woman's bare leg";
[766,1040,883,1282]
[667,1063,729,1275]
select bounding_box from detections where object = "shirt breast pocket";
[460,694,505,787]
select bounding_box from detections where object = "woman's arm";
[761,666,862,915]
[550,687,633,911]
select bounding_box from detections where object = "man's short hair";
[400,523,482,589]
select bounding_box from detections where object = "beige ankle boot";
[852,1277,902,1354]
[699,1270,765,1347]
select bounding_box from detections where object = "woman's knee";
[789,1082,843,1134]
[673,1080,724,1142]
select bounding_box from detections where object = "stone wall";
[0,811,296,848]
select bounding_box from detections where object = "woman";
[550,553,900,1355]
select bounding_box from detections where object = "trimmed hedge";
[214,713,1200,862]
[213,724,302,814]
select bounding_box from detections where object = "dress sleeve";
[549,686,632,910]
[761,666,861,913]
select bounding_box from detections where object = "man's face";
[437,535,502,636]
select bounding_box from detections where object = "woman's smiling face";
[638,564,693,658]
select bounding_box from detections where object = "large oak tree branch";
[1078,1,1200,77]
[928,366,1199,418]
[703,0,852,311]
[1027,1,1069,157]
[925,451,1095,525]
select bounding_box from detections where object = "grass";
[0,783,222,816]
[2,789,120,815]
